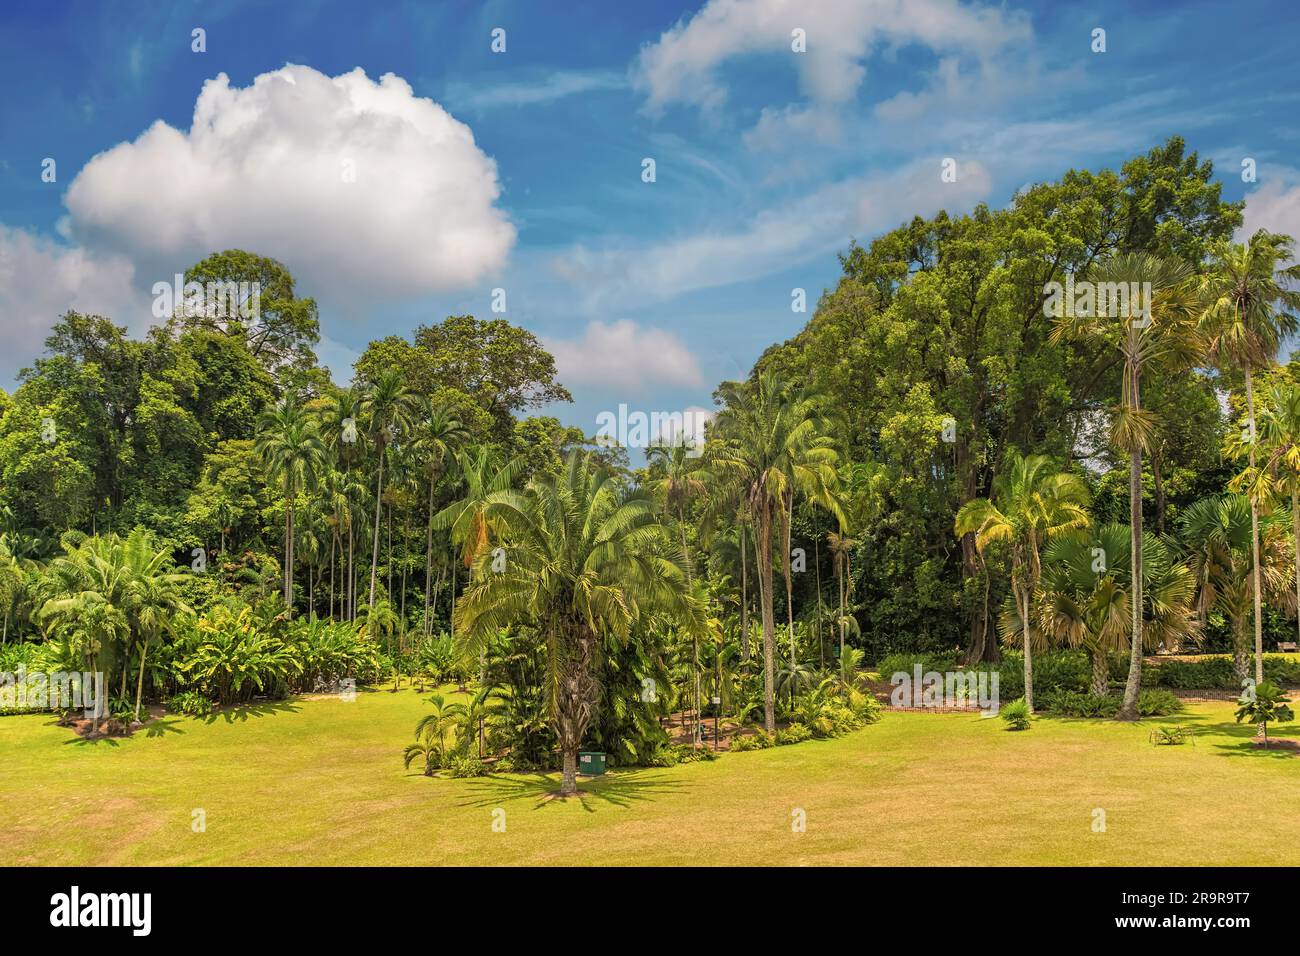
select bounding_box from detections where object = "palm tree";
[255,395,327,613]
[120,530,189,723]
[1051,251,1200,719]
[454,452,687,796]
[708,370,844,733]
[433,446,524,578]
[1255,380,1300,646]
[1199,230,1300,685]
[404,693,466,775]
[414,400,468,637]
[827,528,858,660]
[1039,524,1196,696]
[360,371,418,613]
[954,450,1091,712]
[1180,495,1293,682]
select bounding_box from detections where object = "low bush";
[1001,697,1031,730]
[1038,688,1182,718]
[776,723,812,745]
[165,691,213,718]
[731,730,775,751]
[445,756,489,778]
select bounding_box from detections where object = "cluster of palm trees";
[252,371,486,638]
[27,529,188,732]
[961,229,1300,717]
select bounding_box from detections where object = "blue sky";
[1,0,1298,447]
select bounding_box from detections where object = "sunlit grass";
[2,686,1296,866]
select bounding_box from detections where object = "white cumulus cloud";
[64,64,515,310]
[0,227,144,384]
[544,320,704,391]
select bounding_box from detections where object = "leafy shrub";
[446,756,489,778]
[1039,688,1182,718]
[875,652,960,680]
[1149,725,1194,746]
[776,723,812,745]
[1001,697,1031,730]
[165,691,213,718]
[1137,689,1183,717]
[1151,657,1236,689]
[730,730,775,751]
[1040,689,1119,718]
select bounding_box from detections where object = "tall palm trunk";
[1020,581,1034,713]
[739,525,750,667]
[755,499,777,733]
[1245,368,1265,686]
[424,475,437,637]
[783,489,795,664]
[1119,355,1145,720]
[285,496,295,617]
[369,448,385,612]
[1090,647,1108,697]
[133,636,149,723]
[1292,484,1300,646]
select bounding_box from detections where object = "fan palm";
[1050,251,1200,718]
[955,450,1090,712]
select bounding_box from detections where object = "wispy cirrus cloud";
[443,69,627,111]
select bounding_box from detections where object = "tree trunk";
[783,489,795,664]
[756,500,777,734]
[133,637,149,723]
[739,524,750,667]
[424,476,436,637]
[1245,368,1265,687]
[561,750,578,796]
[1118,360,1145,721]
[1293,485,1300,646]
[1021,585,1034,713]
[1090,647,1108,698]
[369,449,385,612]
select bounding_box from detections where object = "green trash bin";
[578,751,606,776]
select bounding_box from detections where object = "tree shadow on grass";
[1209,719,1300,759]
[200,699,302,725]
[457,769,689,813]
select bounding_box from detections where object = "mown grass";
[2,686,1297,866]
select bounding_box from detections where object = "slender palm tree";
[1199,230,1300,685]
[360,371,418,613]
[255,395,327,613]
[454,452,687,796]
[1255,380,1300,645]
[827,528,858,660]
[1050,252,1200,718]
[708,371,844,733]
[433,447,525,570]
[954,450,1091,712]
[414,400,468,637]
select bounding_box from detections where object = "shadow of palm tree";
[201,700,302,725]
[142,718,186,738]
[457,768,689,813]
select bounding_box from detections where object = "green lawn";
[3,687,1298,866]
